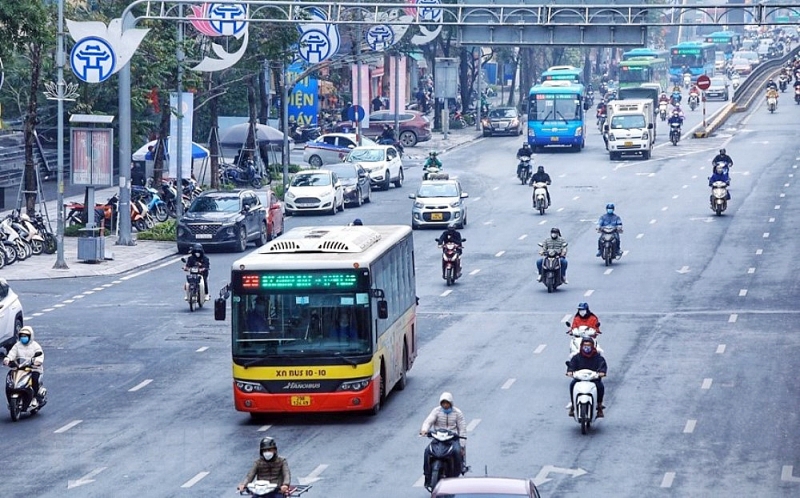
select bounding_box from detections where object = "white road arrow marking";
[68,467,107,489]
[676,266,690,274]
[533,465,588,486]
[298,464,328,485]
[782,465,800,482]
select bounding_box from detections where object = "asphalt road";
[5,96,800,497]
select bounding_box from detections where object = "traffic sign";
[346,104,366,122]
[696,75,711,91]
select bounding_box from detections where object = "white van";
[605,99,655,160]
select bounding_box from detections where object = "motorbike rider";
[536,227,568,284]
[570,302,601,332]
[184,243,210,300]
[596,203,623,258]
[237,437,292,496]
[659,92,670,105]
[436,222,463,278]
[711,148,733,174]
[766,78,778,91]
[766,86,780,106]
[668,108,684,127]
[424,151,443,173]
[529,165,552,205]
[2,326,45,405]
[420,392,467,487]
[515,143,534,178]
[566,337,607,418]
[708,163,732,201]
[379,124,395,142]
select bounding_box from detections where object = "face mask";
[442,407,453,414]
[262,451,275,461]
[193,252,201,258]
[579,310,587,317]
[551,234,558,240]
[582,346,593,355]
[607,209,613,215]
[20,336,30,345]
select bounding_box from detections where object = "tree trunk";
[506,53,519,108]
[246,77,258,169]
[518,48,535,115]
[23,43,42,216]
[459,47,471,115]
[258,65,269,125]
[152,95,171,186]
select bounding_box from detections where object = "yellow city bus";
[217,225,417,415]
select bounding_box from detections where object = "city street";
[4,97,800,497]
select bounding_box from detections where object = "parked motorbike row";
[0,210,57,269]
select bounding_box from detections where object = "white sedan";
[303,134,376,168]
[284,169,345,216]
[344,145,404,191]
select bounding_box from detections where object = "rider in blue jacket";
[596,203,623,258]
[708,164,731,200]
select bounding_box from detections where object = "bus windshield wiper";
[541,110,553,124]
[555,110,569,124]
[243,357,276,368]
[334,352,359,366]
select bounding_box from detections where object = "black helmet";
[606,203,615,211]
[522,142,531,148]
[719,149,726,155]
[351,218,363,226]
[191,243,204,254]
[537,165,545,172]
[580,336,596,349]
[260,437,277,451]
[550,227,561,237]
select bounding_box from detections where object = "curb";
[692,102,737,138]
[438,132,484,154]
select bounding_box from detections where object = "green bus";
[618,58,669,91]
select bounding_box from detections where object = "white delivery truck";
[604,99,654,160]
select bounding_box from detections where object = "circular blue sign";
[70,36,116,84]
[346,105,366,122]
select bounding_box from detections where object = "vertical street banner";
[388,56,408,113]
[351,65,371,127]
[288,63,319,126]
[169,92,194,179]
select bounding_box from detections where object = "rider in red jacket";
[570,302,601,333]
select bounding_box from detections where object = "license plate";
[550,136,559,142]
[624,141,633,146]
[195,234,212,239]
[431,213,443,221]
[290,396,311,407]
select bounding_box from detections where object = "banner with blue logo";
[288,63,319,126]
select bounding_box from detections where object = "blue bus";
[621,48,670,61]
[527,80,587,151]
[669,42,716,83]
[540,65,583,84]
[704,31,742,59]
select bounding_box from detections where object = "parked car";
[705,76,730,101]
[409,179,468,229]
[176,189,268,253]
[325,162,371,207]
[284,169,345,215]
[303,133,376,168]
[0,278,24,351]
[431,477,541,498]
[481,107,523,137]
[253,188,285,239]
[334,110,432,147]
[345,145,404,191]
[730,58,752,75]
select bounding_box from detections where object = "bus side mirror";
[215,298,226,320]
[648,123,654,129]
[378,300,389,319]
[583,102,590,111]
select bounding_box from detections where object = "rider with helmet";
[516,143,534,178]
[436,222,464,278]
[709,163,731,200]
[566,337,607,418]
[711,148,733,175]
[237,437,292,496]
[668,108,684,128]
[596,203,623,258]
[2,326,45,405]
[766,78,778,91]
[536,227,568,284]
[184,243,210,299]
[424,151,442,171]
[570,302,601,332]
[420,392,467,487]
[529,165,552,205]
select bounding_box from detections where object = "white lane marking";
[495,251,505,257]
[716,344,726,354]
[533,344,547,354]
[466,419,482,432]
[483,221,493,226]
[82,291,94,295]
[661,206,668,211]
[786,183,791,187]
[472,197,481,202]
[518,234,528,240]
[55,420,83,434]
[729,314,738,323]
[572,196,580,201]
[701,378,713,389]
[791,174,795,178]
[102,283,113,288]
[747,268,755,274]
[68,467,107,489]
[54,304,65,308]
[683,419,697,434]
[92,287,104,291]
[649,219,657,224]
[469,269,480,276]
[781,466,800,482]
[112,280,123,284]
[756,249,763,255]
[583,290,594,297]
[538,220,547,225]
[258,425,272,432]
[413,475,426,487]
[780,193,786,198]
[557,207,564,212]
[739,289,748,297]
[181,471,210,488]
[660,472,676,488]
[129,379,153,392]
[769,217,775,222]
[601,175,607,179]
[299,464,329,485]
[604,269,613,275]
[775,205,781,210]
[72,295,85,299]
[63,299,74,304]
[691,175,697,179]
[121,257,183,281]
[196,346,209,353]
[501,378,516,390]
[622,250,629,257]
[559,173,567,178]
[763,232,770,238]
[636,233,643,239]
[440,290,453,297]
[682,184,688,189]
[493,186,499,191]
[562,314,572,323]
[32,313,43,317]
[42,308,54,312]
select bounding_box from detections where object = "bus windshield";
[619,67,650,84]
[529,94,582,121]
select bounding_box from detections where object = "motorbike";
[670,92,682,106]
[220,161,265,189]
[688,93,699,111]
[181,258,207,311]
[779,75,789,92]
[659,102,668,121]
[795,87,800,104]
[732,75,740,90]
[289,122,321,143]
[0,216,31,261]
[531,181,550,215]
[376,136,405,157]
[517,156,532,185]
[132,185,169,223]
[538,245,564,293]
[710,180,729,216]
[30,213,57,254]
[423,428,466,492]
[239,481,312,497]
[564,322,603,358]
[438,239,464,286]
[9,211,44,256]
[66,195,117,228]
[0,230,18,266]
[423,164,448,181]
[669,122,682,146]
[596,111,606,132]
[597,226,622,266]
[570,369,602,435]
[5,351,46,422]
[767,95,777,113]
[682,73,691,88]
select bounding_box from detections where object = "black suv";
[176,190,268,253]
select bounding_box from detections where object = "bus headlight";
[574,126,583,137]
[338,377,371,391]
[528,128,535,137]
[235,380,266,393]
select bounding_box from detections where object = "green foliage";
[136,220,176,241]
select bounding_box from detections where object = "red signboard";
[696,75,711,90]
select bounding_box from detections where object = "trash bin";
[77,227,105,263]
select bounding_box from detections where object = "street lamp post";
[54,0,68,269]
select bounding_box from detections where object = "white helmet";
[439,392,454,405]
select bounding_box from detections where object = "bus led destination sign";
[241,272,361,290]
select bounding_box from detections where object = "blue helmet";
[577,302,589,311]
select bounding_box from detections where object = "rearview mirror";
[377,300,388,319]
[647,123,654,129]
[408,193,416,199]
[214,298,227,321]
[461,192,469,198]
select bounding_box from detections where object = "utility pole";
[54,0,68,268]
[176,5,184,219]
[117,14,135,247]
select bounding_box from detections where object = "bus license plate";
[290,396,311,407]
[550,136,559,142]
[624,141,633,147]
[431,213,443,221]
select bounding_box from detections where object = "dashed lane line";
[54,420,83,434]
[739,289,748,297]
[716,344,726,354]
[701,378,713,390]
[258,425,272,432]
[729,314,738,323]
[495,251,505,257]
[660,472,676,488]
[583,290,594,297]
[469,269,481,276]
[196,346,209,353]
[180,471,210,488]
[747,268,755,274]
[128,379,153,392]
[501,379,516,390]
[533,344,547,354]
[440,290,452,297]
[683,420,697,434]
[466,419,482,432]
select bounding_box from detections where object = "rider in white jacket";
[3,326,44,403]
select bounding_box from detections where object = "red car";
[432,477,542,497]
[254,188,285,240]
[334,110,432,147]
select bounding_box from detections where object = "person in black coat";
[566,337,607,417]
